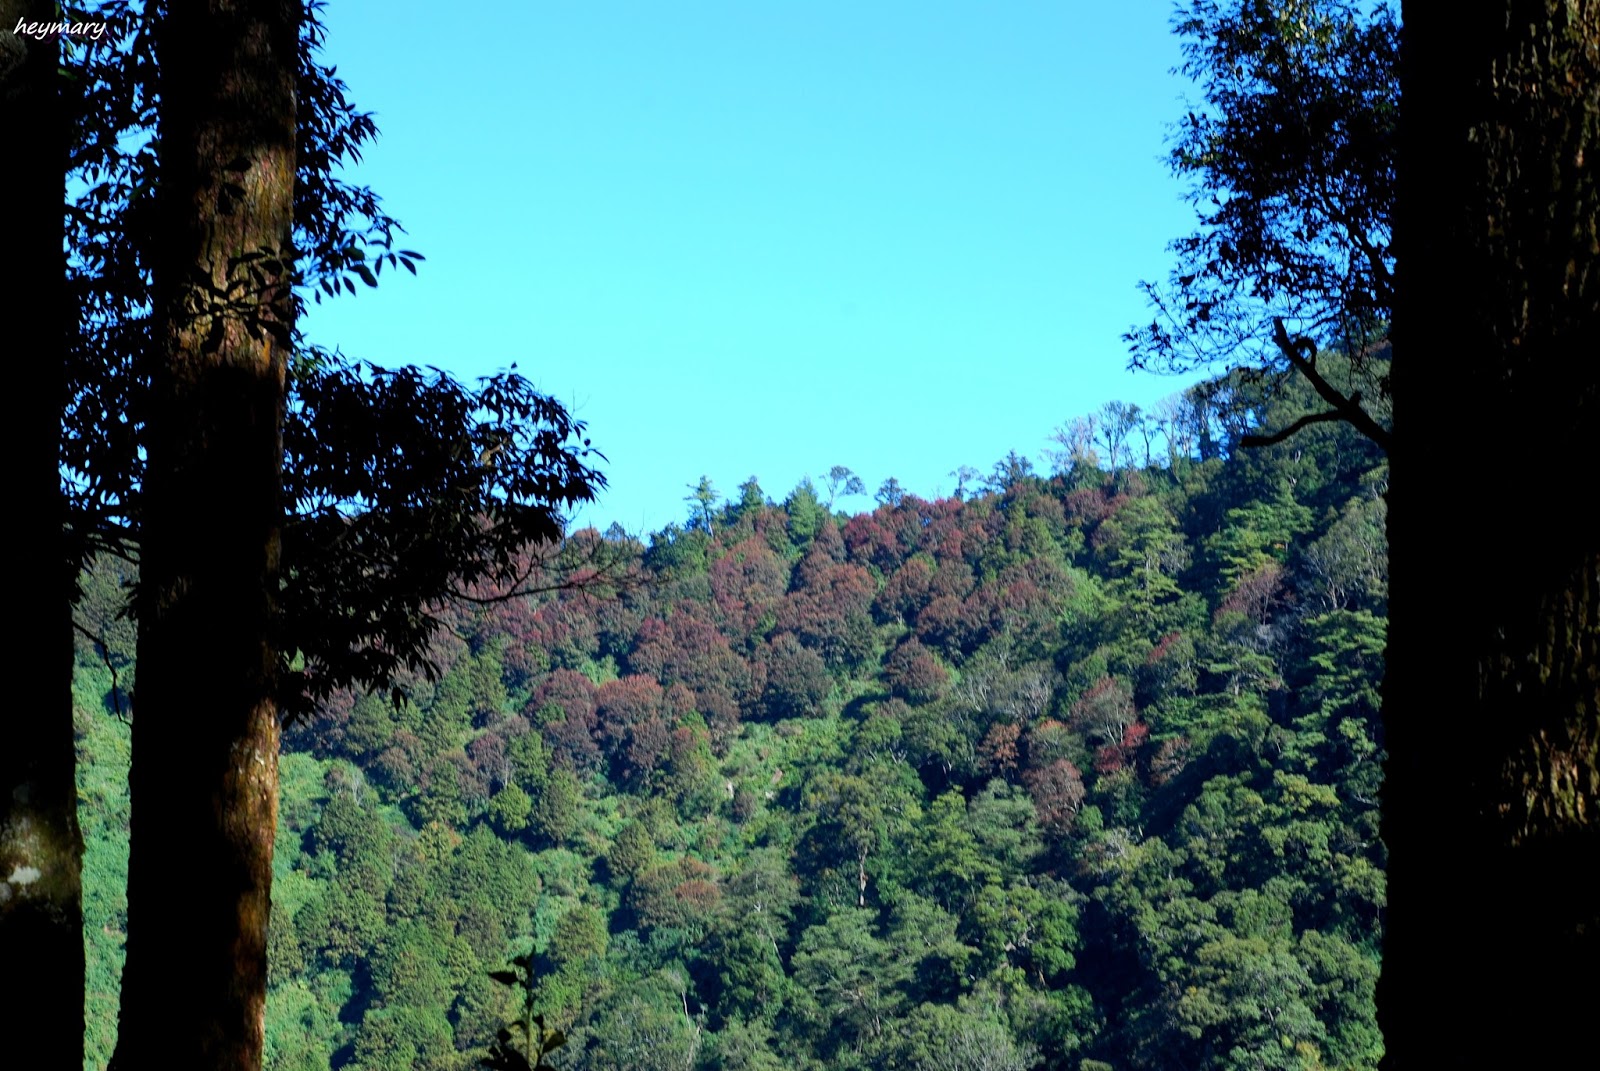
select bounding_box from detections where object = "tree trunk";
[110,2,296,1068]
[1385,2,1599,1065]
[0,7,84,1068]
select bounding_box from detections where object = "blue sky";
[303,1,1201,535]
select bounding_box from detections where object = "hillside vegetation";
[75,377,1389,1071]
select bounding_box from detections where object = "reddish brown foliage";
[696,685,742,750]
[465,732,511,790]
[1063,487,1118,529]
[535,669,598,720]
[627,611,757,707]
[761,633,832,719]
[631,856,721,930]
[1093,720,1149,774]
[1069,676,1138,748]
[596,676,669,779]
[531,669,603,771]
[1026,759,1086,833]
[708,537,790,639]
[928,559,977,601]
[884,638,949,705]
[1148,736,1191,787]
[915,595,976,653]
[517,599,600,669]
[622,717,673,783]
[872,555,934,624]
[842,507,919,573]
[777,561,876,668]
[372,739,419,790]
[979,722,1023,777]
[1216,561,1286,625]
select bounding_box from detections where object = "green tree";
[706,1017,784,1071]
[969,881,1078,984]
[791,909,911,1055]
[700,915,791,1025]
[578,973,704,1071]
[351,1004,456,1071]
[699,850,799,1025]
[686,476,720,534]
[488,783,534,837]
[606,819,656,885]
[1300,489,1387,614]
[785,478,828,545]
[910,791,999,913]
[801,769,910,908]
[1128,0,1396,452]
[531,903,609,1024]
[310,789,395,899]
[885,893,974,1004]
[1159,934,1325,1071]
[507,730,551,795]
[889,1003,1039,1071]
[966,781,1044,878]
[1203,488,1312,592]
[724,846,800,949]
[735,476,768,519]
[1095,495,1195,640]
[1297,929,1380,1070]
[530,767,583,847]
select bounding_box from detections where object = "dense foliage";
[1127,0,1396,452]
[75,375,1388,1071]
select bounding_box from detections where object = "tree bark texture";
[1386,2,1599,1065]
[0,6,85,1068]
[111,2,296,1069]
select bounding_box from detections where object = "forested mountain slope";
[75,379,1389,1071]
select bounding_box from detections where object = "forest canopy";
[30,0,1599,1067]
[74,369,1390,1071]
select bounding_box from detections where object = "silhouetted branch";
[1271,318,1393,453]
[71,618,129,722]
[446,540,646,605]
[1239,409,1348,448]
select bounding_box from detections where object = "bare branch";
[444,534,649,605]
[1239,409,1348,448]
[71,618,130,722]
[1271,318,1392,453]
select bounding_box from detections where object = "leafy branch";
[483,953,567,1071]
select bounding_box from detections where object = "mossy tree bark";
[109,2,297,1069]
[0,6,84,1068]
[1386,2,1599,1065]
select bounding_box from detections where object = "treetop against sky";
[300,1,1200,533]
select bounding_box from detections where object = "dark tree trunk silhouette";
[1385,2,1599,1066]
[0,6,84,1067]
[110,1,297,1068]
